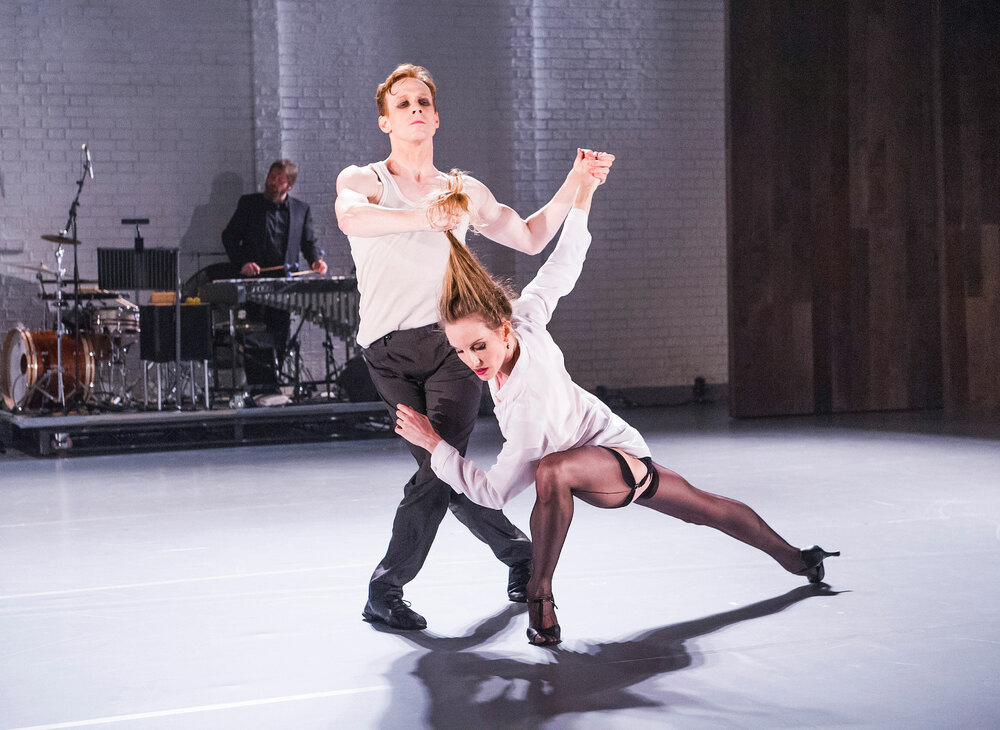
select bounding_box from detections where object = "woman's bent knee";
[535,452,575,497]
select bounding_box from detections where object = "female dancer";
[395,152,838,645]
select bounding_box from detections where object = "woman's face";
[445,316,512,381]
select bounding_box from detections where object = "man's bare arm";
[470,149,614,255]
[335,165,432,237]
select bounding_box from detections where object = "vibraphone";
[199,275,360,342]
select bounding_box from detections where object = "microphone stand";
[58,148,93,408]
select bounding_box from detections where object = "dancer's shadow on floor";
[373,583,845,727]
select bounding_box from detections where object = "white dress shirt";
[430,208,650,509]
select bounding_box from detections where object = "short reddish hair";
[376,63,437,117]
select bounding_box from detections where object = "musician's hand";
[311,259,328,275]
[395,404,442,453]
[240,262,261,277]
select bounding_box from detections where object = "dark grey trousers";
[362,323,532,601]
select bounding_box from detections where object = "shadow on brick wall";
[179,172,245,280]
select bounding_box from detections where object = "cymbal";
[40,278,99,286]
[41,290,123,301]
[41,233,81,245]
[8,262,54,274]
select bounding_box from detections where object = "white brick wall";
[2,0,727,394]
[1,0,255,324]
[520,0,728,389]
[268,0,727,391]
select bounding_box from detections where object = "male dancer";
[336,63,611,630]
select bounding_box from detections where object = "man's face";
[264,167,291,203]
[378,77,439,140]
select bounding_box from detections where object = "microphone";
[82,143,94,179]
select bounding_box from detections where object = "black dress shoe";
[507,559,532,603]
[362,596,427,630]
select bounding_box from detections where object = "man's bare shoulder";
[336,163,381,199]
[460,174,504,226]
[458,174,491,205]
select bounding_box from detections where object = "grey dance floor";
[2,403,999,729]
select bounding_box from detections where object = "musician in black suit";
[221,159,327,388]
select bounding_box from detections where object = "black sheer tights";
[525,446,804,634]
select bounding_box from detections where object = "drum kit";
[2,144,145,413]
[2,234,141,412]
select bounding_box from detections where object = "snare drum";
[91,304,140,335]
[1,325,105,409]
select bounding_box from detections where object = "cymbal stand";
[23,244,70,409]
[53,245,69,406]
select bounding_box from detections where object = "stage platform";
[0,400,392,457]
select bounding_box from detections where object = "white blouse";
[429,208,650,509]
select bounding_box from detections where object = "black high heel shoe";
[526,596,561,646]
[796,545,841,583]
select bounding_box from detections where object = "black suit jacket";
[221,193,320,271]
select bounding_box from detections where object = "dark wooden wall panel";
[728,1,849,416]
[728,0,997,417]
[842,1,940,413]
[965,225,1000,409]
[940,2,1000,412]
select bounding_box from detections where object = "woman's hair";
[430,171,515,330]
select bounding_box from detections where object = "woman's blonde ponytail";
[430,170,514,329]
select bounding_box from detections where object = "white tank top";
[347,160,467,348]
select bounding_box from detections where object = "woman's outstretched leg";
[524,448,822,644]
[642,463,806,573]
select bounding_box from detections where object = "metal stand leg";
[203,359,210,409]
[229,308,239,393]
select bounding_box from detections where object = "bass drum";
[1,325,105,410]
